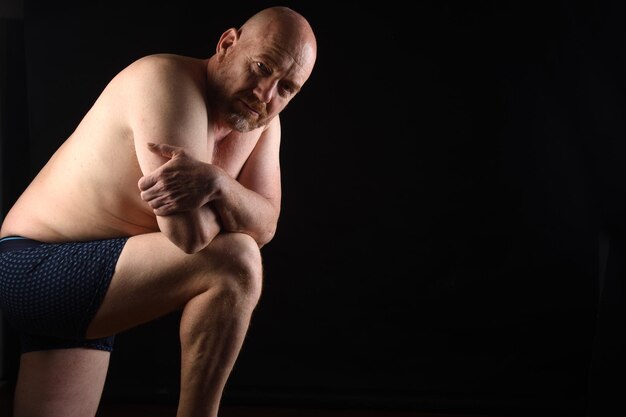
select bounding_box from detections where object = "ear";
[216,28,239,56]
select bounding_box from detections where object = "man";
[0,5,317,417]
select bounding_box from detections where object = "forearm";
[137,144,280,248]
[157,205,221,254]
[213,174,279,247]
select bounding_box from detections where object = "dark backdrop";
[3,1,626,416]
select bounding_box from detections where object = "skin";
[0,6,316,417]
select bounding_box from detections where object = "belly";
[1,178,158,242]
[1,136,158,242]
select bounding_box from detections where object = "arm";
[211,117,282,247]
[125,55,220,254]
[139,117,283,247]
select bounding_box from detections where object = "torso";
[0,55,262,242]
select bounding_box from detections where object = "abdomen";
[1,131,158,242]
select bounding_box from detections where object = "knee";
[200,232,263,308]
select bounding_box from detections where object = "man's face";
[214,33,314,132]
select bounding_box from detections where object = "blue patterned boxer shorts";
[0,236,128,353]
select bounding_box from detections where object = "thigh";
[13,348,110,417]
[86,232,233,338]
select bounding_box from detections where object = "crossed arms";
[125,56,281,253]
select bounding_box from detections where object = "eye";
[255,62,271,75]
[278,81,299,98]
[278,84,294,98]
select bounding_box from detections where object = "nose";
[253,78,279,104]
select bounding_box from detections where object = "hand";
[138,143,218,216]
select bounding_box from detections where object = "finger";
[153,206,174,216]
[147,195,171,209]
[139,188,156,202]
[153,201,179,216]
[138,174,158,192]
[153,197,182,214]
[146,142,184,159]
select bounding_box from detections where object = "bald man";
[0,6,317,417]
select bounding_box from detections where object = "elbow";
[256,225,277,249]
[178,239,207,255]
[169,229,216,255]
[157,210,219,254]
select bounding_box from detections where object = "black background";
[3,1,626,416]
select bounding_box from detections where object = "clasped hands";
[138,142,220,216]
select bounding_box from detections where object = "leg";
[13,348,110,417]
[86,231,263,417]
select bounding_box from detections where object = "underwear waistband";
[0,236,45,253]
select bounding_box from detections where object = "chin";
[227,113,264,132]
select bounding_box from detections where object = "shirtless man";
[0,6,316,417]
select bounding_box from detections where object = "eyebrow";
[257,54,303,93]
[282,80,301,93]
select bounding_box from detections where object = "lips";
[240,99,265,117]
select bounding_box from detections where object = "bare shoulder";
[110,53,207,94]
[102,53,209,128]
[127,53,203,73]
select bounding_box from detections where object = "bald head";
[238,6,317,77]
[207,7,318,131]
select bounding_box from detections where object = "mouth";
[240,99,264,117]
